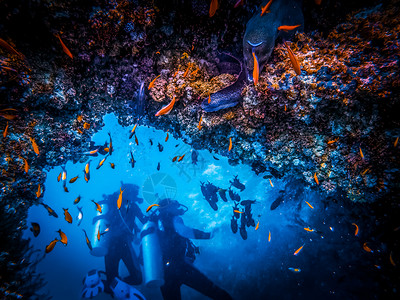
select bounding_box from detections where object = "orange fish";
[57,172,62,182]
[129,124,138,139]
[284,105,287,111]
[69,175,79,183]
[0,38,25,58]
[268,231,271,242]
[110,162,115,169]
[64,186,69,193]
[45,239,58,253]
[63,208,72,223]
[148,75,160,90]
[394,137,399,147]
[305,201,314,209]
[252,52,259,86]
[77,115,83,122]
[155,96,176,117]
[96,156,107,169]
[314,173,319,185]
[361,168,370,176]
[209,0,218,17]
[352,223,359,236]
[255,221,260,230]
[77,128,83,134]
[165,132,169,142]
[260,0,273,16]
[73,195,81,204]
[83,122,90,129]
[277,25,301,32]
[30,137,39,155]
[172,156,178,162]
[84,171,89,183]
[183,66,190,77]
[284,42,301,75]
[85,161,90,174]
[327,137,339,144]
[92,200,102,213]
[117,187,124,209]
[3,121,8,138]
[97,228,101,241]
[208,94,211,104]
[234,210,244,214]
[294,244,305,256]
[19,156,29,173]
[36,183,42,198]
[55,33,73,59]
[57,229,68,245]
[228,137,232,152]
[146,203,160,213]
[62,170,67,181]
[178,154,185,162]
[135,135,139,145]
[197,115,203,130]
[304,227,314,232]
[269,179,274,187]
[363,242,372,253]
[360,147,364,159]
[315,0,322,5]
[85,148,99,155]
[390,251,396,266]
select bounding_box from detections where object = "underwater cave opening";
[21,113,384,300]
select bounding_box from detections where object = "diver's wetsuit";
[159,215,233,300]
[105,201,146,289]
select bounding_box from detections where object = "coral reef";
[0,0,399,298]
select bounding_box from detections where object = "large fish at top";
[202,0,303,112]
[243,0,303,82]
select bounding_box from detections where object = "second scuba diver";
[143,198,233,300]
[82,183,147,299]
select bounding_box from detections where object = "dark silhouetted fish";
[239,213,247,240]
[149,139,153,146]
[157,162,160,171]
[157,142,163,152]
[229,188,241,202]
[230,175,245,192]
[41,203,58,218]
[130,151,136,168]
[191,150,198,165]
[30,222,40,237]
[200,181,219,211]
[233,202,241,219]
[213,156,219,160]
[82,229,93,251]
[218,189,228,202]
[270,191,285,210]
[231,216,238,234]
[269,167,283,179]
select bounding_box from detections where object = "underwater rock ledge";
[1,0,400,298]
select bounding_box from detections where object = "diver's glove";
[110,277,146,300]
[81,269,105,298]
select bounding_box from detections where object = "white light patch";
[202,164,221,176]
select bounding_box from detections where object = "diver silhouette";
[82,183,147,299]
[143,198,233,300]
[103,183,147,289]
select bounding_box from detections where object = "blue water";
[23,113,325,300]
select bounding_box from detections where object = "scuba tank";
[140,221,164,288]
[91,201,110,257]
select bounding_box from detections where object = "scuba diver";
[141,198,233,300]
[82,183,148,300]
